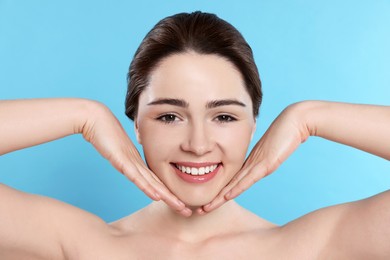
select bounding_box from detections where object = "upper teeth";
[176,164,218,176]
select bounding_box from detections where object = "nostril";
[179,124,215,154]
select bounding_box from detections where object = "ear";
[134,117,142,144]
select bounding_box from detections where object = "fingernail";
[225,191,232,199]
[183,208,192,217]
[204,202,211,209]
[198,208,206,215]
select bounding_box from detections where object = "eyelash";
[155,114,237,124]
[214,114,237,123]
[156,114,179,124]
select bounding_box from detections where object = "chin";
[181,198,210,208]
[173,189,218,208]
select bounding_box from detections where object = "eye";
[215,114,237,123]
[156,114,179,124]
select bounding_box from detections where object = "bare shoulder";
[280,190,390,259]
[0,184,113,260]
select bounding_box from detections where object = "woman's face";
[135,52,256,207]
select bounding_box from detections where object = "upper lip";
[172,162,221,167]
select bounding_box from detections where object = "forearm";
[0,98,100,155]
[296,100,390,160]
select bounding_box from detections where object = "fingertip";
[155,194,162,201]
[146,189,161,201]
[163,194,185,209]
[202,202,212,212]
[196,207,206,216]
[181,208,192,217]
[224,190,232,200]
[226,188,240,200]
[203,199,222,213]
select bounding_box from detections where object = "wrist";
[71,99,108,135]
[286,100,326,139]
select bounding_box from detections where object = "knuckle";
[250,174,259,184]
[237,181,249,192]
[135,181,147,191]
[126,174,137,183]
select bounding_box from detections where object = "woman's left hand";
[201,103,310,213]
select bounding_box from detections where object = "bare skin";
[1,182,387,259]
[1,54,390,259]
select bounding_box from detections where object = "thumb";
[225,161,271,200]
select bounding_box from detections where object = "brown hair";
[125,11,262,120]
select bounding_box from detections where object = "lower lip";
[172,164,221,184]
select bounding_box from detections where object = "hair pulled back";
[125,11,262,120]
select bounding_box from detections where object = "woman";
[1,11,389,259]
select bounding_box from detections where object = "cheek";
[138,122,182,166]
[217,124,252,159]
[213,124,253,182]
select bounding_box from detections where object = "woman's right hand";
[80,101,192,216]
[0,98,191,216]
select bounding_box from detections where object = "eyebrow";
[147,98,246,109]
[206,99,246,109]
[147,98,189,108]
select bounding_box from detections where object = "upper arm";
[332,190,390,258]
[0,183,108,260]
[280,190,390,258]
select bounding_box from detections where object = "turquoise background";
[0,1,389,225]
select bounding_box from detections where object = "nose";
[180,121,214,156]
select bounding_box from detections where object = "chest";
[70,232,321,260]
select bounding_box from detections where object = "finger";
[202,183,237,212]
[176,207,192,217]
[225,163,268,200]
[137,168,188,212]
[202,167,251,212]
[129,170,191,214]
[110,154,160,201]
[201,193,228,213]
[137,168,192,211]
[124,167,161,201]
[120,149,191,214]
[196,207,206,215]
[154,184,187,210]
[136,172,192,215]
[124,159,192,215]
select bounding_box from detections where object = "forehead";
[144,52,251,102]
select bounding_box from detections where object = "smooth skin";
[1,53,390,259]
[134,53,256,208]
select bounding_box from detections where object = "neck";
[144,200,246,243]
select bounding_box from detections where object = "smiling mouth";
[173,163,221,176]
